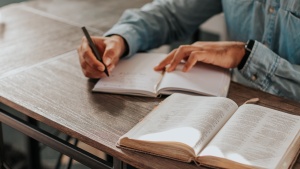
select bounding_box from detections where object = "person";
[77,0,300,101]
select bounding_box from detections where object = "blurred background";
[0,0,27,7]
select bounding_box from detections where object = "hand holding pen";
[81,27,109,76]
[77,27,127,78]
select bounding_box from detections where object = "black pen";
[81,26,109,77]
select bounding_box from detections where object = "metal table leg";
[0,108,112,169]
[0,122,4,169]
[27,117,41,169]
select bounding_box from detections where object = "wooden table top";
[0,1,299,169]
[0,5,87,78]
[23,0,152,31]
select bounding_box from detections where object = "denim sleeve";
[104,0,222,57]
[239,41,300,101]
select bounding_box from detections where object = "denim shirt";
[104,0,300,101]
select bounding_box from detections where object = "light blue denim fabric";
[104,0,300,101]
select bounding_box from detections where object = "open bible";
[93,53,230,97]
[117,93,300,169]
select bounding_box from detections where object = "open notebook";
[93,53,231,97]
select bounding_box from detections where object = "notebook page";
[157,62,230,97]
[93,53,166,96]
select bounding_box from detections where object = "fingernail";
[167,67,172,72]
[105,58,112,65]
[98,66,103,71]
[109,65,115,71]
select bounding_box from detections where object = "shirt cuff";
[104,24,140,58]
[239,41,280,90]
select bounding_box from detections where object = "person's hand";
[77,35,127,78]
[154,41,246,72]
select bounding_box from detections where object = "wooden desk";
[23,0,152,31]
[0,5,86,78]
[0,1,299,169]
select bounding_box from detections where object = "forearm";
[104,0,222,57]
[239,41,300,101]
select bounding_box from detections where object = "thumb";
[103,50,113,66]
[102,43,121,66]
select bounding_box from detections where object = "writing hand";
[77,35,126,78]
[154,41,245,72]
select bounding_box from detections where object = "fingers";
[102,35,126,66]
[155,41,245,73]
[78,49,107,78]
[102,42,118,66]
[183,49,235,71]
[81,37,106,71]
[167,45,200,72]
[77,35,125,78]
[154,49,176,71]
[154,45,200,72]
[183,51,202,72]
[183,51,215,72]
[77,36,106,78]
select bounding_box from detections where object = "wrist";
[238,39,255,70]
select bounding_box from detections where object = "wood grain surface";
[23,0,152,32]
[0,5,84,78]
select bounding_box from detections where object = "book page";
[199,104,300,169]
[121,93,238,155]
[93,53,166,97]
[157,62,230,97]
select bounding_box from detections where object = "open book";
[93,53,230,97]
[117,93,300,169]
